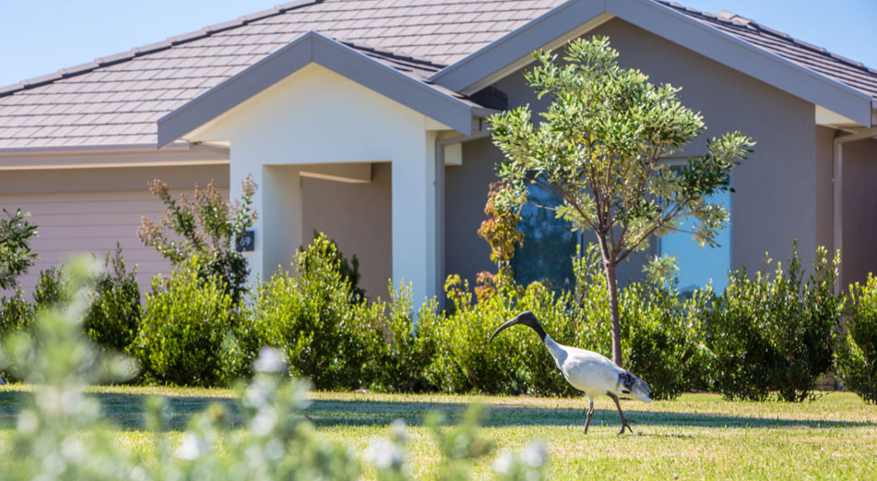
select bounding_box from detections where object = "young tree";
[138,174,257,305]
[489,37,753,366]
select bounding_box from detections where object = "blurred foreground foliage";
[0,256,549,481]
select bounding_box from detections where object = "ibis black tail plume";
[488,311,547,343]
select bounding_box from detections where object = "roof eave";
[0,141,229,171]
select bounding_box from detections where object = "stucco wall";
[0,164,229,296]
[190,63,442,303]
[301,163,392,300]
[444,139,497,285]
[448,18,821,287]
[815,126,836,254]
[842,137,877,287]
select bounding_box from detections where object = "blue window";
[657,190,731,294]
[514,180,579,290]
[514,175,731,295]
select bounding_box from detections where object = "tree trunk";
[604,262,623,367]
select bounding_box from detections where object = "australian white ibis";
[489,311,652,435]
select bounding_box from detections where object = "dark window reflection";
[514,179,578,290]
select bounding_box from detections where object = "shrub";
[32,265,66,310]
[430,276,579,396]
[131,257,234,386]
[302,229,367,302]
[83,244,141,353]
[428,276,529,394]
[0,208,38,290]
[138,174,257,305]
[0,288,33,335]
[428,244,712,399]
[836,273,877,404]
[703,243,842,401]
[765,244,841,401]
[253,233,375,390]
[369,283,439,392]
[624,281,711,400]
[0,288,34,381]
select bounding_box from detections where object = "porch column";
[231,161,303,287]
[263,165,303,277]
[391,132,438,304]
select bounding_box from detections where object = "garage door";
[0,165,229,297]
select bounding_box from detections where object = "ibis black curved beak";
[488,315,523,343]
[488,311,547,343]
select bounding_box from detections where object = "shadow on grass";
[0,390,871,432]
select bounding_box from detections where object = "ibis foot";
[582,396,595,435]
[607,392,636,435]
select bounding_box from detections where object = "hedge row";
[3,235,876,404]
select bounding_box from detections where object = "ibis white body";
[543,335,652,403]
[489,311,651,434]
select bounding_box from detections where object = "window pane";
[658,191,731,294]
[514,180,577,290]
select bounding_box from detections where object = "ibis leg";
[607,393,635,435]
[583,395,595,434]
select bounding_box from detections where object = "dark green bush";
[368,283,439,393]
[84,245,141,353]
[302,229,366,302]
[253,233,377,390]
[0,208,38,290]
[33,266,66,310]
[429,276,580,396]
[0,288,34,381]
[703,243,842,401]
[701,267,776,401]
[624,281,711,400]
[836,273,877,404]
[0,288,33,334]
[130,257,234,387]
[428,276,528,394]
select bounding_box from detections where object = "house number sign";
[236,229,256,252]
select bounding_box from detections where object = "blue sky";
[1,0,875,88]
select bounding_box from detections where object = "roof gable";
[158,32,485,147]
[430,0,874,127]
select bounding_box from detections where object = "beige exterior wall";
[0,164,229,296]
[842,137,877,287]
[447,18,826,287]
[301,163,392,300]
[815,126,836,254]
[444,139,498,286]
[595,19,819,273]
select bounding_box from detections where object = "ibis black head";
[488,311,547,343]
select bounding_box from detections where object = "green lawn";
[2,386,876,480]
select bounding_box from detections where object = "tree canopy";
[489,36,754,366]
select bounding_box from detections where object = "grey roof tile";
[3,0,876,151]
[668,4,877,100]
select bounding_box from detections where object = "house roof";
[664,2,877,101]
[1,0,876,152]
